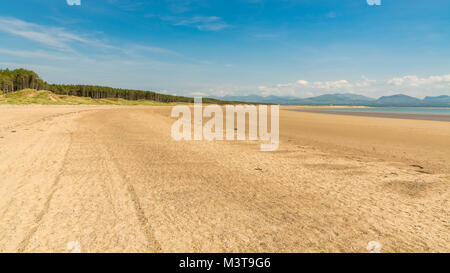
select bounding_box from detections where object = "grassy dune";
[0,89,178,106]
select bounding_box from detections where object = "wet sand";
[0,105,448,252]
[290,109,450,122]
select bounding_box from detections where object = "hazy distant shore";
[290,108,450,122]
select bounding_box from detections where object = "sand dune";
[0,105,448,252]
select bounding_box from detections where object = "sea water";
[302,107,450,115]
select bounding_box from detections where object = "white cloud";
[387,74,450,87]
[0,17,178,60]
[130,45,181,56]
[355,76,376,87]
[0,48,72,61]
[67,0,81,6]
[254,74,450,98]
[190,91,208,96]
[257,78,358,97]
[0,17,90,51]
[172,16,229,31]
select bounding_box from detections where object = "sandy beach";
[0,105,448,252]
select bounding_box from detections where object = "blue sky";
[0,0,449,98]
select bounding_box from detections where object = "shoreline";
[288,108,450,122]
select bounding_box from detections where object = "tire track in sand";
[82,124,162,252]
[16,131,74,252]
[0,109,95,134]
[104,143,162,252]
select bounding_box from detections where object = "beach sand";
[0,105,448,252]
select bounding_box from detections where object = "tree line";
[47,84,198,103]
[0,68,235,104]
[0,68,48,95]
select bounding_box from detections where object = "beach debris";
[254,167,263,171]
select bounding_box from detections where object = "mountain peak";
[216,92,450,106]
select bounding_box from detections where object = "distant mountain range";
[214,93,450,107]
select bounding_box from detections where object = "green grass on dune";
[0,89,179,106]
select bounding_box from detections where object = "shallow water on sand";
[302,107,450,115]
[291,107,450,121]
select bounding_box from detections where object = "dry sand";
[0,104,448,252]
